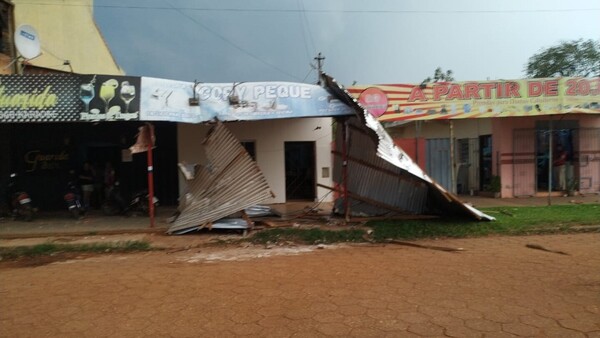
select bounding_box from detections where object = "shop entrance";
[4,122,179,210]
[535,120,578,193]
[479,135,493,191]
[285,141,315,200]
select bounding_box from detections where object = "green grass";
[0,240,153,260]
[370,204,600,241]
[251,204,600,244]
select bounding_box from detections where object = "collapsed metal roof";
[168,122,274,234]
[322,73,494,221]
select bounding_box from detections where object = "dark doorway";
[535,120,578,192]
[4,122,179,210]
[241,141,256,161]
[285,141,315,200]
[85,145,122,208]
[479,135,492,191]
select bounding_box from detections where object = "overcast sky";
[94,0,600,86]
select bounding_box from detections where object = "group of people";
[1,161,118,216]
[76,161,116,210]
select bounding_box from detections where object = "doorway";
[85,145,122,208]
[284,141,315,200]
[479,135,492,191]
[535,121,578,192]
[5,122,179,210]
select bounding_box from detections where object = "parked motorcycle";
[64,181,84,219]
[129,190,159,215]
[7,173,34,222]
[102,182,159,216]
[102,182,128,216]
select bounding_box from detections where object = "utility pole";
[314,52,325,85]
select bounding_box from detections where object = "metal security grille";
[426,138,451,191]
[468,138,480,192]
[573,128,600,194]
[456,138,479,194]
[512,129,536,196]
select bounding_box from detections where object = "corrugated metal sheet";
[322,73,494,221]
[168,122,274,234]
[333,117,428,216]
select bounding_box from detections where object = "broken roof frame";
[168,121,275,234]
[169,74,492,235]
[321,73,495,221]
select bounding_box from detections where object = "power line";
[17,2,600,14]
[298,0,316,55]
[301,68,315,83]
[164,1,303,81]
[297,0,311,64]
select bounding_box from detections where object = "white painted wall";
[177,117,334,204]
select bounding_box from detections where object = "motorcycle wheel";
[102,203,120,216]
[21,205,33,222]
[138,202,149,215]
[70,207,81,219]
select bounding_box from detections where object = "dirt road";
[1,233,600,337]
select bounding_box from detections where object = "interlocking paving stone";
[1,233,599,337]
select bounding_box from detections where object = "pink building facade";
[350,78,600,198]
[493,115,600,198]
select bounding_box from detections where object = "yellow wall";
[13,0,123,75]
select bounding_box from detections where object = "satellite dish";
[14,24,41,59]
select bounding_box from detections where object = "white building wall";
[178,117,334,204]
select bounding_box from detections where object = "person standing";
[79,161,96,210]
[553,144,568,191]
[103,162,116,202]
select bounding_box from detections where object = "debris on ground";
[525,243,569,255]
[386,239,465,252]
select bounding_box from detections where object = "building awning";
[349,77,600,122]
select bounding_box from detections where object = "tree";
[525,39,600,78]
[422,67,454,84]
